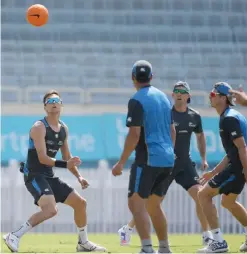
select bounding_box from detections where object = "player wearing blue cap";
[112,60,176,253]
[198,82,247,253]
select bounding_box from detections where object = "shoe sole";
[240,248,247,252]
[2,235,17,253]
[211,248,229,253]
[76,246,106,252]
[197,248,229,253]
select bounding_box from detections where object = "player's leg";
[146,194,170,254]
[147,167,173,253]
[197,170,234,253]
[50,177,106,252]
[187,185,212,244]
[220,180,247,252]
[3,176,57,252]
[175,162,211,244]
[118,218,135,245]
[128,164,158,253]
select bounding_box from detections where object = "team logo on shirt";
[58,141,63,145]
[174,122,179,127]
[127,117,132,122]
[189,122,196,127]
[231,131,237,136]
[46,140,54,145]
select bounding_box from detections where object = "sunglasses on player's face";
[173,88,189,94]
[45,97,62,105]
[209,91,225,98]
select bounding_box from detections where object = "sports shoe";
[139,247,155,253]
[198,240,228,253]
[76,240,106,252]
[3,233,20,252]
[203,236,213,246]
[118,225,132,246]
[240,234,247,252]
[157,246,172,253]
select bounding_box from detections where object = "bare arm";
[196,132,206,161]
[212,155,229,176]
[119,126,140,165]
[30,121,56,167]
[170,124,176,147]
[60,125,82,179]
[233,137,247,181]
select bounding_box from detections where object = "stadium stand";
[1,0,246,105]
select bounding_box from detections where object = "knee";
[75,197,87,210]
[197,188,209,204]
[128,195,145,214]
[197,189,205,201]
[44,205,58,219]
[221,195,235,210]
[147,202,162,216]
[79,197,87,209]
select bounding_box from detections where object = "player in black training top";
[118,81,212,248]
[3,90,106,253]
[198,82,247,253]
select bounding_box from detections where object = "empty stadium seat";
[1,0,246,105]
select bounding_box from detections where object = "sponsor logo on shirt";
[179,130,188,133]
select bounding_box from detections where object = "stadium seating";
[1,0,246,105]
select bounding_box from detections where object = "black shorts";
[25,174,74,205]
[208,163,245,195]
[128,163,172,199]
[163,160,199,195]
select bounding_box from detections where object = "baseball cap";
[173,81,191,103]
[132,60,152,83]
[214,82,235,106]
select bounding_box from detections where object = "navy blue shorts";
[208,164,245,195]
[163,159,199,195]
[25,174,74,205]
[128,162,172,198]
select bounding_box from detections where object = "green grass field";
[1,233,244,253]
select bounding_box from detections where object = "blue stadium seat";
[1,0,246,105]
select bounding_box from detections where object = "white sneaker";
[198,240,228,253]
[118,225,132,246]
[202,236,213,246]
[3,233,20,252]
[76,240,106,252]
[240,234,247,252]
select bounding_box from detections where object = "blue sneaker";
[198,240,228,253]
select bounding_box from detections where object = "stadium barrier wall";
[2,114,226,163]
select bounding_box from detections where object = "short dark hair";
[43,90,60,104]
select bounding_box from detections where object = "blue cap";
[214,82,235,106]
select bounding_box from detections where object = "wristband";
[55,160,67,168]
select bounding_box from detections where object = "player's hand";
[201,159,209,171]
[229,86,247,106]
[78,176,89,189]
[112,162,124,177]
[199,171,214,185]
[67,156,81,169]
